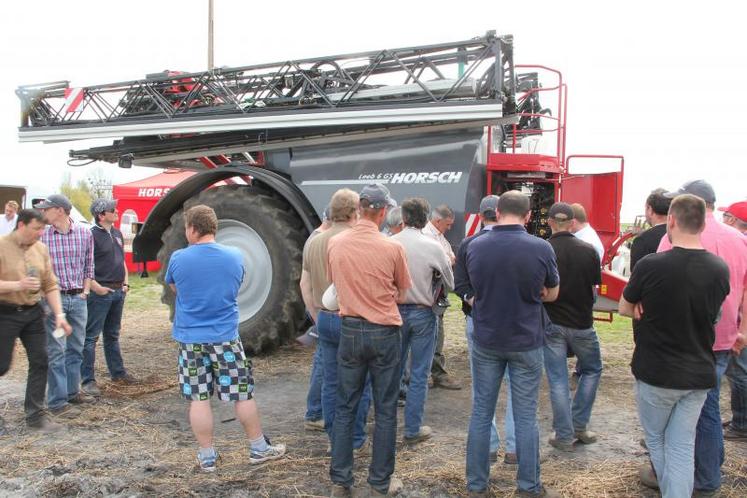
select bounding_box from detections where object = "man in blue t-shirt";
[164,205,286,472]
[464,191,560,498]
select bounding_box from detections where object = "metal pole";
[208,0,214,70]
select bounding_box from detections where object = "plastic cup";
[52,328,65,339]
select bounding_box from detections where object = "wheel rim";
[216,219,272,323]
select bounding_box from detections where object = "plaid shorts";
[177,339,255,402]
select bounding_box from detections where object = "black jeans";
[330,317,401,493]
[0,305,48,422]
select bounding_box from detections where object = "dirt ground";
[0,286,745,497]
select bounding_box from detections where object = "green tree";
[60,172,93,221]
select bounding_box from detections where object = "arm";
[541,285,560,302]
[82,231,94,297]
[618,295,636,318]
[453,239,471,299]
[45,288,72,335]
[122,259,130,295]
[733,287,747,354]
[300,270,318,321]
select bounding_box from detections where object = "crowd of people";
[0,195,134,434]
[1,177,745,497]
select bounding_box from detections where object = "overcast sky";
[1,0,744,221]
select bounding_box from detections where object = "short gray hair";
[430,204,454,221]
[385,207,403,228]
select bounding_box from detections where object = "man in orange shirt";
[327,184,412,497]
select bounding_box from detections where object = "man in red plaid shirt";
[35,194,94,417]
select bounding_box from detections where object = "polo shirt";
[454,226,493,316]
[630,223,666,272]
[466,224,559,352]
[327,219,411,326]
[0,233,58,306]
[91,224,126,283]
[302,223,350,312]
[392,227,453,306]
[544,231,601,329]
[658,212,747,351]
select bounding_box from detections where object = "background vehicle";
[17,32,625,352]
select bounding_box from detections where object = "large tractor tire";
[157,185,308,353]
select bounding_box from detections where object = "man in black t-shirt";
[620,194,730,498]
[629,188,671,272]
[542,203,602,452]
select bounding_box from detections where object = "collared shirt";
[574,224,604,260]
[303,223,350,313]
[327,219,412,326]
[91,224,126,283]
[544,231,601,329]
[658,212,747,351]
[0,214,18,236]
[454,225,493,316]
[0,234,58,306]
[466,224,559,352]
[423,221,455,263]
[392,227,454,306]
[41,218,94,291]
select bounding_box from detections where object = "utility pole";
[208,0,214,70]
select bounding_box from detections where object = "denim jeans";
[398,305,436,438]
[0,305,48,422]
[46,294,87,409]
[694,351,730,492]
[330,317,401,493]
[81,289,127,384]
[317,311,371,449]
[305,341,324,421]
[726,347,747,433]
[465,315,515,453]
[636,380,708,498]
[543,323,603,441]
[466,342,543,494]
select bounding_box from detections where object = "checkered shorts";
[177,339,255,401]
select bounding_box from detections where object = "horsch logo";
[358,171,463,184]
[137,187,171,198]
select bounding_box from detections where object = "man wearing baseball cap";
[35,194,95,417]
[81,198,135,397]
[656,180,747,495]
[327,183,411,497]
[719,201,747,235]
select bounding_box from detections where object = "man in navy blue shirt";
[165,205,286,472]
[464,191,560,498]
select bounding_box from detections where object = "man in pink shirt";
[656,180,747,495]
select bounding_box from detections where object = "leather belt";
[0,302,40,313]
[99,282,123,289]
[60,288,83,295]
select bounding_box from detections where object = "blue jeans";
[467,342,543,494]
[398,305,436,438]
[82,289,127,384]
[726,347,747,432]
[694,351,730,492]
[45,294,87,409]
[465,315,515,453]
[305,341,323,421]
[636,380,708,498]
[317,311,370,449]
[330,317,401,493]
[543,323,602,441]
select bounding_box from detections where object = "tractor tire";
[157,184,308,354]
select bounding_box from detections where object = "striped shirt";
[42,218,94,291]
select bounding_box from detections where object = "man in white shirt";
[0,201,19,236]
[570,203,605,261]
[422,204,461,390]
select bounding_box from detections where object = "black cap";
[34,194,73,211]
[548,202,574,221]
[360,183,396,209]
[479,195,500,217]
[665,179,716,204]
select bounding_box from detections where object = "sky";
[1,0,745,221]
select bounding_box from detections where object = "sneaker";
[368,477,403,496]
[355,439,371,457]
[404,426,432,444]
[638,462,659,490]
[574,430,598,444]
[249,443,286,464]
[197,448,218,473]
[548,436,574,452]
[516,486,561,497]
[81,381,101,397]
[468,491,491,498]
[503,452,517,464]
[49,404,81,419]
[433,376,462,390]
[723,425,747,441]
[27,415,65,434]
[330,484,352,497]
[112,373,138,385]
[68,393,95,405]
[692,488,721,497]
[304,418,325,431]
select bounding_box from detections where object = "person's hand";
[732,333,746,355]
[93,286,113,296]
[18,277,41,292]
[122,284,129,295]
[79,291,89,300]
[466,296,475,307]
[56,314,73,336]
[634,302,644,320]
